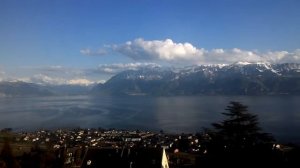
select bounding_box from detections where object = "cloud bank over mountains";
[2,38,300,86]
[0,63,159,85]
[0,66,96,86]
[29,74,94,86]
[95,62,160,74]
[83,38,300,65]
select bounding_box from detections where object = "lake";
[0,95,299,144]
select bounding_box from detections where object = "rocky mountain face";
[92,63,300,96]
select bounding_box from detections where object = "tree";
[199,102,296,167]
[210,101,273,152]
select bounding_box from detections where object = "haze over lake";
[0,95,299,144]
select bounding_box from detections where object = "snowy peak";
[223,62,282,75]
[109,66,175,81]
[234,61,252,65]
[110,64,225,82]
[94,63,300,96]
[109,63,300,81]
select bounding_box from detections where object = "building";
[81,147,168,168]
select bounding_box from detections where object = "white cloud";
[113,38,300,64]
[28,74,95,86]
[80,48,107,56]
[114,38,205,62]
[96,62,160,74]
[0,71,5,81]
[30,74,67,85]
[67,79,94,86]
[261,50,300,63]
[96,80,106,84]
[12,66,106,85]
[212,48,225,54]
[204,48,263,64]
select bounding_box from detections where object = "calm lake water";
[0,95,299,144]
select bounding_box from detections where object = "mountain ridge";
[1,63,300,96]
[92,63,300,96]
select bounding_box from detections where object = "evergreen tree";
[211,101,273,151]
[199,102,277,167]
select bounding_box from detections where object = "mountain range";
[1,62,300,96]
[92,62,300,96]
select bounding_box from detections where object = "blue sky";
[1,0,300,84]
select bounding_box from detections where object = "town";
[0,127,298,168]
[0,128,207,168]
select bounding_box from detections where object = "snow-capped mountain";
[2,63,299,96]
[93,63,300,95]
